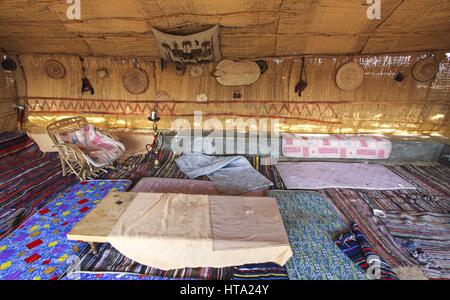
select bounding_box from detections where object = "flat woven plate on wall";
[214,59,261,86]
[335,62,365,91]
[44,60,66,79]
[123,67,149,94]
[412,57,439,82]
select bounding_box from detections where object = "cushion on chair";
[59,124,125,167]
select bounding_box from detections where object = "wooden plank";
[6,37,91,55]
[147,0,283,15]
[369,0,450,34]
[362,34,450,54]
[276,34,367,56]
[221,34,277,58]
[48,0,145,21]
[0,0,61,22]
[83,35,159,57]
[146,12,279,35]
[67,192,137,243]
[63,19,151,34]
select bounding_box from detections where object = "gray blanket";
[175,154,273,195]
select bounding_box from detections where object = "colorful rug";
[381,211,450,279]
[387,164,450,197]
[232,263,289,280]
[323,189,420,268]
[335,222,398,280]
[276,162,416,190]
[131,177,267,196]
[0,131,34,159]
[0,132,77,238]
[268,190,365,280]
[341,189,449,214]
[62,272,189,280]
[102,150,286,190]
[324,181,450,271]
[0,180,131,280]
[72,243,232,280]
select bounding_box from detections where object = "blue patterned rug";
[0,180,131,280]
[62,272,189,280]
[268,190,366,280]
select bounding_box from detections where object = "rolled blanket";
[335,222,398,280]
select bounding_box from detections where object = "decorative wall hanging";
[411,57,438,82]
[175,62,186,76]
[1,57,17,72]
[213,59,260,86]
[44,60,66,79]
[294,57,308,96]
[81,77,94,95]
[190,65,203,78]
[195,93,208,102]
[96,68,108,79]
[256,60,268,74]
[155,91,170,101]
[80,57,94,95]
[151,25,221,64]
[123,67,149,95]
[160,59,167,71]
[335,61,365,91]
[394,72,405,82]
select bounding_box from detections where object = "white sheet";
[107,193,292,270]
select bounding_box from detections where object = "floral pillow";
[58,124,125,167]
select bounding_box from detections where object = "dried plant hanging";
[295,57,308,96]
[80,56,94,95]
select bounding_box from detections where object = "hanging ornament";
[394,72,405,82]
[80,56,94,95]
[96,68,108,79]
[294,57,308,96]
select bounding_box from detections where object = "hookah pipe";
[146,110,164,169]
[10,79,26,131]
[12,104,26,131]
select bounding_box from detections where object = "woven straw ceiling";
[0,0,449,58]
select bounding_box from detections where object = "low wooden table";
[67,192,137,254]
[68,191,292,269]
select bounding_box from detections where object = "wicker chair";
[46,116,123,180]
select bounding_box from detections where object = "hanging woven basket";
[412,57,439,82]
[213,59,261,86]
[335,62,365,91]
[155,90,170,101]
[44,60,66,79]
[123,67,149,94]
